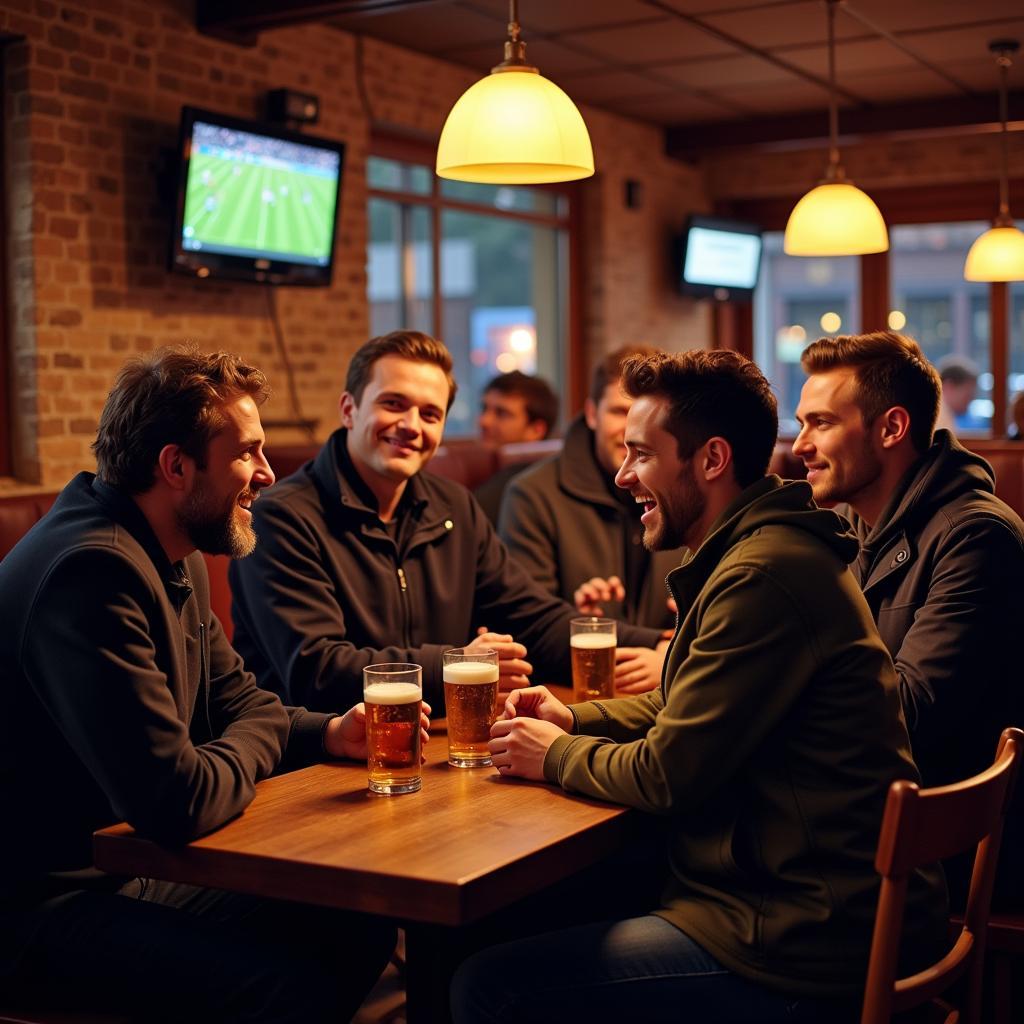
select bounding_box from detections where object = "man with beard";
[452,350,946,1023]
[0,348,405,1022]
[794,330,1024,907]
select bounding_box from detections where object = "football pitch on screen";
[183,153,337,260]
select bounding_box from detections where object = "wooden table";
[93,690,638,1021]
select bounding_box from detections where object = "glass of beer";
[570,617,616,702]
[363,663,422,795]
[443,648,499,768]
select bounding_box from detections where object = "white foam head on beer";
[443,661,500,684]
[364,682,421,704]
[570,632,616,650]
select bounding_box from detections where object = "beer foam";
[364,681,422,705]
[570,633,616,650]
[443,662,499,685]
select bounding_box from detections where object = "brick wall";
[0,0,710,489]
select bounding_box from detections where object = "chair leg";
[992,953,1012,1024]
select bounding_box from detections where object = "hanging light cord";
[826,0,840,176]
[996,46,1012,221]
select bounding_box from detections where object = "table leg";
[404,922,458,1024]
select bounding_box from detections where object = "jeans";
[450,913,859,1024]
[1,877,396,1023]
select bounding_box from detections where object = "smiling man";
[0,347,401,1022]
[229,331,662,715]
[452,349,946,1024]
[795,330,1024,907]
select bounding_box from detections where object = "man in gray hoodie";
[795,330,1024,907]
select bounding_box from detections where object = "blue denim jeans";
[451,914,858,1023]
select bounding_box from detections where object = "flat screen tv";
[169,107,345,286]
[678,215,762,299]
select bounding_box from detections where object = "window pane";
[753,232,859,433]
[367,198,434,337]
[439,209,566,437]
[439,179,564,216]
[890,223,991,433]
[368,156,432,195]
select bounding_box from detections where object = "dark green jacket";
[499,415,680,629]
[543,476,947,996]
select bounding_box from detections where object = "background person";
[935,353,983,433]
[0,348,405,1023]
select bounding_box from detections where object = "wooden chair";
[948,910,1024,1024]
[861,726,1023,1024]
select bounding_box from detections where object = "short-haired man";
[795,330,1024,906]
[498,345,679,692]
[453,350,945,1022]
[230,331,662,715]
[935,353,981,433]
[475,370,559,523]
[0,349,404,1022]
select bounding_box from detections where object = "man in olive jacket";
[454,350,946,1023]
[0,349,399,1023]
[795,330,1024,907]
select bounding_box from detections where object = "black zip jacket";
[229,430,663,712]
[0,475,332,900]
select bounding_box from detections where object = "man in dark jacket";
[795,330,1024,907]
[0,349,401,1022]
[452,350,946,1022]
[229,331,662,715]
[499,346,678,693]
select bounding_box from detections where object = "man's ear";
[700,437,733,483]
[523,419,548,443]
[878,406,912,450]
[339,391,357,430]
[155,444,190,492]
[583,398,597,432]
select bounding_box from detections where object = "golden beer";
[444,661,499,768]
[364,681,422,794]
[571,632,616,702]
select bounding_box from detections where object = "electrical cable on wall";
[264,286,318,442]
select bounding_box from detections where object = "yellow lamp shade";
[783,182,889,256]
[964,224,1024,281]
[436,69,594,184]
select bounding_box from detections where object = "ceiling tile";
[328,5,500,54]
[604,90,734,125]
[566,69,683,103]
[837,0,1024,35]
[655,52,803,89]
[461,0,666,34]
[572,17,737,63]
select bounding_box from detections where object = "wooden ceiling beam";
[196,0,442,38]
[667,91,1024,158]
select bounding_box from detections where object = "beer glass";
[570,617,616,702]
[363,663,422,795]
[443,647,499,768]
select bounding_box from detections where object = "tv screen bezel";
[678,214,763,299]
[169,106,346,287]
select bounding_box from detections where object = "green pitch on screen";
[183,152,337,260]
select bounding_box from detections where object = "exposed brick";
[47,24,78,49]
[69,418,95,434]
[48,308,82,327]
[34,46,64,69]
[59,7,88,27]
[49,216,78,239]
[94,17,121,37]
[58,74,108,101]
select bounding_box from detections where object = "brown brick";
[47,24,78,49]
[57,122,83,144]
[49,308,82,328]
[68,55,89,75]
[49,216,79,240]
[54,395,82,413]
[35,46,65,69]
[94,16,121,37]
[35,188,66,212]
[58,74,108,101]
[70,418,95,434]
[59,6,88,27]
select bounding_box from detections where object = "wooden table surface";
[93,687,637,928]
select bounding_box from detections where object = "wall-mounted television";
[169,107,345,286]
[677,215,762,299]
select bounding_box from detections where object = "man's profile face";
[615,394,705,552]
[178,394,275,558]
[586,381,633,477]
[479,389,541,446]
[943,377,977,416]
[340,355,449,489]
[793,367,884,506]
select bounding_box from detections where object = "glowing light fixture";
[964,40,1024,282]
[436,0,594,184]
[784,1,888,256]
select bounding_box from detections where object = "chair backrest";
[861,726,1024,1024]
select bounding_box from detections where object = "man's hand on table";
[470,629,532,692]
[614,639,668,694]
[488,686,573,781]
[323,701,432,762]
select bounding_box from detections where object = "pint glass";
[363,663,422,795]
[570,617,616,702]
[443,648,499,768]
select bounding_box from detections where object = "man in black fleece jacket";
[0,348,405,1022]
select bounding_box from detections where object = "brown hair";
[800,331,940,453]
[483,371,559,438]
[590,345,660,405]
[621,349,777,488]
[93,346,270,494]
[345,330,457,411]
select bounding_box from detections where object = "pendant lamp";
[964,40,1024,282]
[784,0,888,256]
[435,0,594,184]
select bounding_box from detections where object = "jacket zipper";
[396,566,412,647]
[199,621,212,738]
